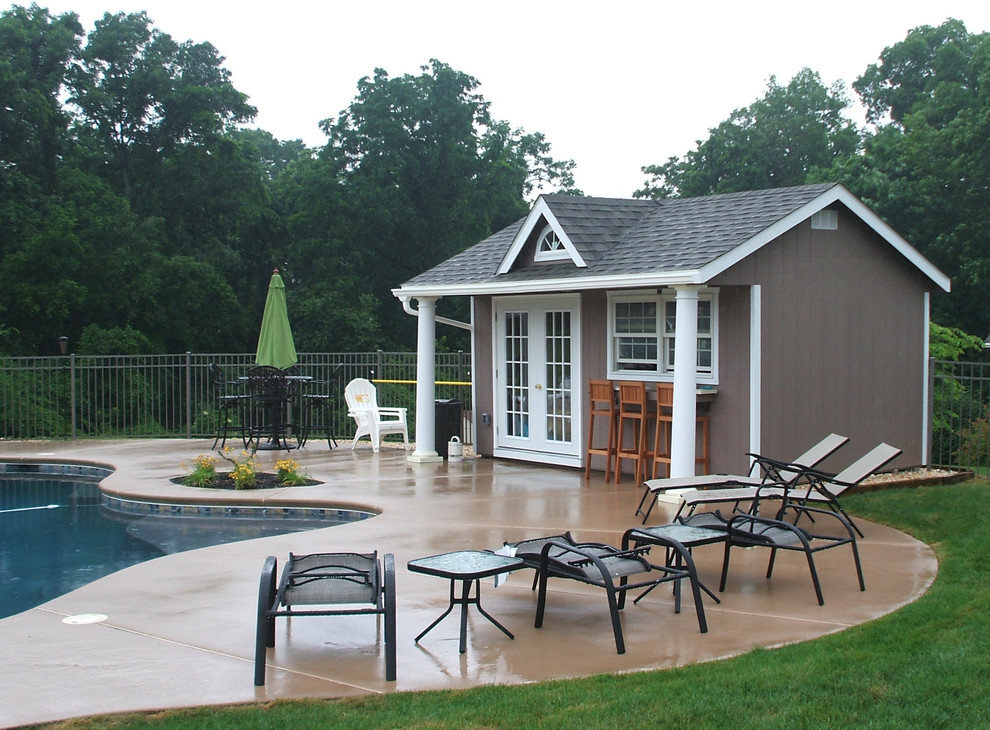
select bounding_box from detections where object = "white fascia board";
[834,187,951,292]
[495,197,587,274]
[393,270,703,300]
[697,184,951,292]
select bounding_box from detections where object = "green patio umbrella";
[255,269,298,370]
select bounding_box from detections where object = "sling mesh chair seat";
[718,504,865,606]
[254,551,396,685]
[508,532,708,654]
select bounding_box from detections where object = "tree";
[0,4,83,192]
[68,11,255,201]
[283,59,578,349]
[637,68,859,199]
[854,18,979,129]
[833,21,990,335]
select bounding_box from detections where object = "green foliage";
[274,458,308,486]
[78,325,154,355]
[0,4,82,192]
[219,447,258,488]
[300,59,577,348]
[955,407,990,470]
[836,20,990,335]
[928,324,985,465]
[2,5,574,355]
[181,454,217,487]
[929,322,984,360]
[637,68,858,198]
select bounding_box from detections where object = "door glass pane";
[544,311,572,443]
[505,312,529,437]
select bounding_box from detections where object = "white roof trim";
[394,270,703,299]
[495,196,587,274]
[697,185,951,292]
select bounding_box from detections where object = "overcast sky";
[31,1,990,197]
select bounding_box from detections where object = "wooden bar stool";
[651,382,710,478]
[584,379,618,480]
[650,383,674,479]
[614,381,649,485]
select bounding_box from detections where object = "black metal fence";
[931,358,990,475]
[9,353,983,468]
[0,351,473,444]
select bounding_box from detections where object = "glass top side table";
[407,550,525,653]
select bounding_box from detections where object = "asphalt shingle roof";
[400,183,839,291]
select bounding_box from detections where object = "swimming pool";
[0,466,367,619]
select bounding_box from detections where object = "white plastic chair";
[344,378,409,452]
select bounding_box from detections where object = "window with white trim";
[534,224,569,261]
[609,290,717,381]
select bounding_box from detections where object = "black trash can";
[434,399,462,458]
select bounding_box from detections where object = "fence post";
[376,349,383,381]
[185,352,192,439]
[69,353,77,440]
[926,357,934,466]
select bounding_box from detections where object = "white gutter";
[399,295,473,331]
[393,270,705,300]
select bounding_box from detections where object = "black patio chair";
[718,503,865,606]
[254,551,396,685]
[298,362,344,448]
[509,532,708,654]
[247,365,292,450]
[209,362,249,449]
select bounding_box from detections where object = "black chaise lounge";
[677,442,901,537]
[636,433,849,524]
[718,504,865,606]
[509,532,708,654]
[255,551,396,685]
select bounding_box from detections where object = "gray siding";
[714,207,926,470]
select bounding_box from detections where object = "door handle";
[534,384,543,390]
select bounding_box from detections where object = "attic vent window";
[811,210,838,230]
[534,224,569,261]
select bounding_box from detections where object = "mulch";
[170,473,320,490]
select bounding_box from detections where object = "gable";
[497,198,586,272]
[497,195,660,275]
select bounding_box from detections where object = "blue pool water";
[0,472,352,620]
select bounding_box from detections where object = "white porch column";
[409,296,443,463]
[670,286,700,478]
[749,285,762,465]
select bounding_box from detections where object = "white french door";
[494,295,581,465]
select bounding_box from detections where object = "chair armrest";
[377,407,407,418]
[776,503,859,540]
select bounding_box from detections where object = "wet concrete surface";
[0,440,937,728]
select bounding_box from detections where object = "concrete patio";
[0,439,937,728]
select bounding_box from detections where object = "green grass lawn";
[45,481,990,729]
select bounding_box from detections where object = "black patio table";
[407,550,525,653]
[244,371,311,450]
